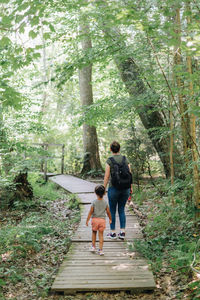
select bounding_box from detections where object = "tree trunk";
[0,103,12,175]
[95,3,184,178]
[79,23,102,174]
[170,94,175,205]
[12,171,33,205]
[116,57,183,178]
[186,3,200,212]
[173,8,191,164]
[41,23,48,113]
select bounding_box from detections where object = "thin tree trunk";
[174,8,191,162]
[186,3,200,213]
[0,103,11,175]
[41,23,48,113]
[79,22,102,174]
[172,7,194,204]
[170,93,175,205]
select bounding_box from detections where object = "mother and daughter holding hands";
[86,141,132,255]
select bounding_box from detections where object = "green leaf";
[19,23,26,33]
[1,16,12,26]
[49,24,55,32]
[33,53,41,59]
[43,32,51,40]
[29,30,38,39]
[0,37,11,47]
[42,20,49,25]
[35,44,42,50]
[15,47,23,54]
[15,14,24,23]
[30,16,40,26]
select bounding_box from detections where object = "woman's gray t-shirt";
[92,199,108,219]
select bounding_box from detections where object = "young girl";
[86,185,112,255]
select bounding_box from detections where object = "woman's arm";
[104,163,110,189]
[86,206,94,226]
[128,164,133,193]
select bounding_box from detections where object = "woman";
[104,141,131,240]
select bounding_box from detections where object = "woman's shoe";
[107,232,117,239]
[118,232,125,240]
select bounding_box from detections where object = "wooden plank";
[73,243,131,249]
[55,273,151,278]
[52,281,155,291]
[57,271,151,276]
[61,262,149,267]
[54,279,154,284]
[70,250,139,256]
[72,231,143,242]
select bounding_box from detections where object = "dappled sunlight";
[115,252,126,257]
[139,265,149,270]
[104,260,115,264]
[112,263,132,271]
[128,252,136,258]
[1,251,12,262]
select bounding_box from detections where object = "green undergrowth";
[0,173,81,299]
[29,172,65,202]
[131,179,200,299]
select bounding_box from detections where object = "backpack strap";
[109,157,117,165]
[109,156,126,165]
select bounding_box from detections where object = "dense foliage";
[0,174,80,299]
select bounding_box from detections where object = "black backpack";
[110,156,132,190]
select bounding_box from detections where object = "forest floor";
[0,175,198,299]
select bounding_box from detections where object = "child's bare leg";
[92,231,97,247]
[98,230,104,250]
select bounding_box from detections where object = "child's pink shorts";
[91,218,106,232]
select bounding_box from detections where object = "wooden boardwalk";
[50,175,155,294]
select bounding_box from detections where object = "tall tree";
[79,22,102,174]
[173,7,191,166]
[94,14,184,178]
[185,2,200,211]
[41,23,48,113]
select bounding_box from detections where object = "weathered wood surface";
[77,193,97,204]
[52,242,155,293]
[51,175,155,293]
[50,175,96,194]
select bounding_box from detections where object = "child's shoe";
[90,245,96,252]
[98,249,104,256]
[107,232,117,240]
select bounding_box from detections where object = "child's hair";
[95,185,105,198]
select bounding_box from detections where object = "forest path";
[50,175,155,295]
